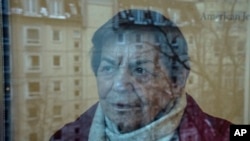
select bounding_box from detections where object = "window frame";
[25,53,41,72]
[52,55,61,68]
[24,26,41,46]
[52,80,62,92]
[26,81,41,98]
[52,29,63,42]
[23,0,39,16]
[48,0,65,18]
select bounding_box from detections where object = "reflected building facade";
[8,0,248,140]
[10,0,114,140]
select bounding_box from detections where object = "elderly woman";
[51,9,231,141]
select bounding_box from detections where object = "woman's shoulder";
[50,102,99,141]
[179,94,231,141]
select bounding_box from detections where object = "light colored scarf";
[89,94,186,141]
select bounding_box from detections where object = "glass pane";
[3,0,250,141]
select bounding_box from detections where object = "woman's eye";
[102,66,114,72]
[97,64,117,76]
[134,67,146,75]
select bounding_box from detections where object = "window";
[49,0,64,18]
[214,44,220,56]
[117,33,125,43]
[74,79,80,86]
[237,40,245,53]
[26,55,40,71]
[28,82,40,97]
[75,104,79,109]
[73,30,81,39]
[29,132,38,141]
[25,27,40,45]
[154,34,160,44]
[74,41,80,48]
[135,34,141,43]
[135,10,144,23]
[188,75,194,85]
[24,0,38,15]
[168,9,181,23]
[189,35,194,45]
[135,44,143,49]
[223,77,234,89]
[74,90,80,96]
[155,12,163,24]
[27,107,38,118]
[52,30,62,41]
[69,3,78,15]
[74,55,80,62]
[53,105,62,117]
[74,66,80,73]
[53,81,61,92]
[53,56,61,67]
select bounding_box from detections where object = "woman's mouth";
[111,103,141,111]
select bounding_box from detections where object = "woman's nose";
[113,69,133,93]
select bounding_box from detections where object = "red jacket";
[50,94,231,141]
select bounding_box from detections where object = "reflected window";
[24,0,38,15]
[25,27,40,45]
[53,105,62,117]
[74,79,80,86]
[53,55,61,67]
[117,33,125,43]
[29,132,38,141]
[27,107,38,118]
[28,82,40,97]
[237,40,245,53]
[52,30,62,41]
[74,55,80,62]
[53,81,61,92]
[189,35,194,45]
[48,0,64,17]
[74,66,80,73]
[69,3,78,15]
[135,34,141,43]
[223,77,234,89]
[168,8,181,23]
[214,45,220,56]
[135,10,144,23]
[74,90,80,96]
[188,75,194,85]
[74,41,80,48]
[155,11,163,24]
[75,104,79,109]
[154,34,160,44]
[135,44,143,49]
[26,54,40,71]
[73,30,81,39]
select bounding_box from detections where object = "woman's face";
[96,31,175,133]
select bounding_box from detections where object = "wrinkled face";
[96,31,176,133]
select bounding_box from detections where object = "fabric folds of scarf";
[89,94,187,141]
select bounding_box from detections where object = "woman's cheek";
[97,77,112,99]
